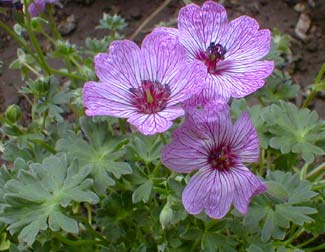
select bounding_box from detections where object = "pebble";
[295,13,311,41]
[294,2,306,12]
[58,14,77,36]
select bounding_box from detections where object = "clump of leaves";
[0,154,99,246]
[263,101,325,163]
[56,117,132,195]
[244,171,318,242]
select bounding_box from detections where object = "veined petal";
[177,1,228,58]
[182,168,234,219]
[141,32,187,83]
[214,72,265,98]
[95,40,142,88]
[230,165,267,214]
[168,61,206,105]
[83,81,136,117]
[161,127,209,173]
[230,112,260,162]
[220,16,271,62]
[218,60,274,80]
[128,113,172,135]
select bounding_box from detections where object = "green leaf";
[127,134,163,164]
[56,117,132,194]
[263,101,325,162]
[245,171,317,242]
[0,154,99,246]
[159,195,187,229]
[256,70,299,104]
[132,180,152,203]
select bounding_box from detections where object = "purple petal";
[128,112,172,135]
[219,60,274,79]
[140,32,187,84]
[230,165,266,214]
[94,40,142,88]
[28,0,45,17]
[182,168,234,219]
[167,61,206,105]
[161,127,209,173]
[82,81,136,117]
[177,1,228,58]
[212,72,266,98]
[220,16,271,63]
[230,112,260,163]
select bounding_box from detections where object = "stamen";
[129,80,171,114]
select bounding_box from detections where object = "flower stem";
[302,63,325,108]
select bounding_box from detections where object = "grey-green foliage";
[0,154,99,246]
[96,13,127,33]
[256,69,299,104]
[56,117,132,195]
[263,101,325,163]
[244,171,318,242]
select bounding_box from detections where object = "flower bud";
[5,104,22,123]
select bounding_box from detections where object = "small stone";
[295,13,311,41]
[58,14,77,36]
[294,2,306,12]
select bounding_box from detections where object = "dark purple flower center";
[197,42,226,74]
[208,145,234,171]
[129,80,171,114]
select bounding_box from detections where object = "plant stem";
[300,162,309,180]
[50,68,86,80]
[47,4,62,40]
[23,63,42,77]
[306,162,325,179]
[53,233,103,246]
[284,227,304,246]
[160,133,167,145]
[297,235,317,248]
[302,63,325,108]
[118,118,127,134]
[305,243,325,252]
[0,21,39,64]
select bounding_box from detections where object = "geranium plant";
[0,1,324,252]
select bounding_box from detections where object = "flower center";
[129,80,171,114]
[208,145,234,171]
[197,42,226,74]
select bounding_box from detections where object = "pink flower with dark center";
[161,105,266,219]
[83,31,205,135]
[28,0,58,17]
[156,0,274,100]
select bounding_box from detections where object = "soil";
[0,0,324,117]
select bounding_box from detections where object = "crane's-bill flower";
[83,31,206,135]
[156,0,274,100]
[28,0,58,17]
[161,105,266,219]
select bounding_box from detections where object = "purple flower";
[156,0,274,100]
[161,105,266,219]
[28,0,58,17]
[83,32,205,135]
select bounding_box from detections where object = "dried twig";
[128,0,172,40]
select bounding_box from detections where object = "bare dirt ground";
[0,0,324,117]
